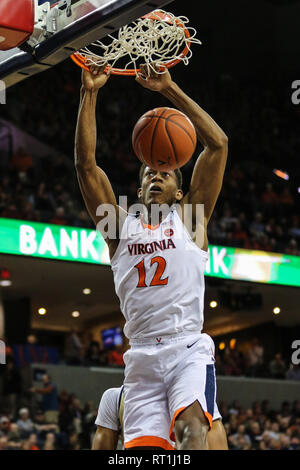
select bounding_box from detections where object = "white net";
[75,10,202,74]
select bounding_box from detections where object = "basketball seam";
[133,116,156,146]
[166,114,196,146]
[164,118,179,168]
[140,114,196,146]
[150,108,168,167]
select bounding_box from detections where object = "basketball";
[132,107,197,171]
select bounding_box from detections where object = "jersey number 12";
[134,256,168,288]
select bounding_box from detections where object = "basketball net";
[71,10,202,76]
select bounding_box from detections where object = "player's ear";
[137,187,142,199]
[176,189,183,202]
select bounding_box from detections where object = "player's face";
[138,167,183,207]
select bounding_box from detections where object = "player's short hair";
[139,164,182,189]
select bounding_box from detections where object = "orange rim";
[70,11,192,76]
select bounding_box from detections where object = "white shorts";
[123,332,221,450]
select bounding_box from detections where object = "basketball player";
[75,63,228,450]
[92,386,227,450]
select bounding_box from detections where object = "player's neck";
[141,204,174,225]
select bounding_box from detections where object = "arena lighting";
[273,169,289,180]
[1,269,10,279]
[72,311,80,318]
[298,187,300,194]
[219,342,226,351]
[210,300,218,308]
[229,338,237,349]
[0,280,12,287]
[82,288,91,295]
[273,307,281,315]
[38,308,46,315]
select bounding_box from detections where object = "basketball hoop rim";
[70,12,192,76]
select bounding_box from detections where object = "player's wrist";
[160,80,177,96]
[81,85,99,94]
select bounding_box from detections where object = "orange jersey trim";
[141,220,160,231]
[140,214,160,231]
[204,411,213,430]
[125,436,174,450]
[169,406,186,441]
[169,406,213,441]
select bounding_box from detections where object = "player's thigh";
[174,400,209,440]
[123,348,174,450]
[168,359,216,441]
[207,419,228,450]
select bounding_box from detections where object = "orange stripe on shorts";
[169,406,213,441]
[125,435,174,450]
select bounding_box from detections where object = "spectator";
[228,424,251,449]
[269,353,286,379]
[285,239,299,256]
[84,342,102,367]
[33,410,59,440]
[29,374,59,424]
[10,147,33,174]
[66,430,81,450]
[246,338,264,377]
[292,400,300,417]
[2,356,22,419]
[65,329,83,366]
[16,408,35,438]
[6,423,22,449]
[22,432,40,450]
[286,364,300,381]
[49,206,69,225]
[70,398,84,435]
[107,344,125,368]
[43,432,56,450]
[0,416,11,437]
[0,436,8,450]
[250,212,265,236]
[247,421,262,449]
[261,183,278,209]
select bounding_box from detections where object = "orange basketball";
[132,107,197,171]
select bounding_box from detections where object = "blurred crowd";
[0,381,98,450]
[64,329,125,368]
[0,63,299,255]
[1,332,300,450]
[222,398,300,450]
[0,389,300,450]
[215,338,300,381]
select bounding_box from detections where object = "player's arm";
[75,65,120,256]
[161,81,228,221]
[136,65,228,249]
[92,425,119,450]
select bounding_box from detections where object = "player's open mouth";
[149,185,163,193]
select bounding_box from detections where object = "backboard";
[0,0,173,88]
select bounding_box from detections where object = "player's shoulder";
[100,387,122,403]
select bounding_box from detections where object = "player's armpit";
[188,143,228,221]
[92,426,119,450]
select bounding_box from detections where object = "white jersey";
[110,207,208,340]
[95,386,123,431]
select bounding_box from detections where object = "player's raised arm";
[136,65,228,247]
[161,81,228,220]
[75,65,120,256]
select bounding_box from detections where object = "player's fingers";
[149,62,160,77]
[105,65,112,76]
[90,62,107,75]
[135,73,146,83]
[140,63,150,79]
